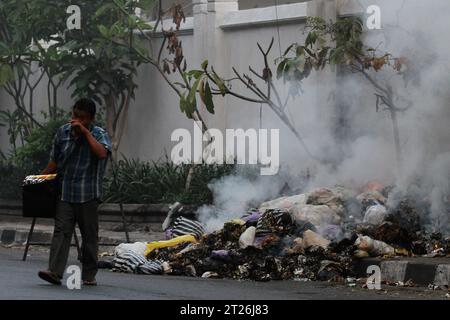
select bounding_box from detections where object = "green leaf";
[276,59,287,79]
[95,3,115,17]
[98,25,110,38]
[137,20,153,30]
[283,44,295,56]
[188,76,202,104]
[181,71,189,86]
[185,98,195,119]
[201,60,208,70]
[317,47,329,68]
[0,64,14,85]
[127,16,137,29]
[179,95,187,112]
[296,46,305,57]
[305,31,318,48]
[174,82,187,89]
[186,70,204,80]
[204,82,214,114]
[212,72,226,95]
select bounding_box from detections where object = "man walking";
[38,98,112,286]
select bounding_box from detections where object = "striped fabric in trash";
[113,250,164,275]
[137,260,164,275]
[255,208,294,237]
[169,216,205,240]
[112,250,147,273]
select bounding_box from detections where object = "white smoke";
[198,0,450,236]
[197,172,285,232]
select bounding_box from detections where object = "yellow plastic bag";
[144,234,197,257]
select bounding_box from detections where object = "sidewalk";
[0,215,166,248]
[0,198,172,247]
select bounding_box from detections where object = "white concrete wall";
[119,0,316,163]
[0,0,342,164]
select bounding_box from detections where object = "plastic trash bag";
[144,234,198,256]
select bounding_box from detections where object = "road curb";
[434,265,450,287]
[0,227,54,245]
[0,199,198,223]
[0,227,124,247]
[355,257,450,287]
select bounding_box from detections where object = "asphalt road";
[0,245,447,300]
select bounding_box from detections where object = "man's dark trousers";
[48,199,100,281]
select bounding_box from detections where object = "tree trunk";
[389,109,402,176]
[104,92,118,161]
[184,113,211,193]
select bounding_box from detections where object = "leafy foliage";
[0,160,28,199]
[177,67,217,119]
[277,17,406,83]
[0,109,27,155]
[0,109,68,200]
[42,0,153,106]
[10,109,69,173]
[0,0,156,159]
[103,156,241,205]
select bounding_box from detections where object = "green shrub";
[0,109,68,200]
[103,156,245,205]
[0,160,27,199]
[8,107,105,174]
[10,109,69,173]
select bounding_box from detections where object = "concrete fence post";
[192,0,238,133]
[307,0,339,149]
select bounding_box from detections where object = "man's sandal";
[38,270,62,285]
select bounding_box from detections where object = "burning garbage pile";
[102,184,450,282]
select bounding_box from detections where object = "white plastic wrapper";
[363,205,388,225]
[114,242,148,257]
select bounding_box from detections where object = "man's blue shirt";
[50,123,112,203]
